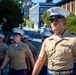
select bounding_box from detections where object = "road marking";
[33,38,42,42]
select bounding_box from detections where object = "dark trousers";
[39,65,47,75]
[8,68,28,75]
[0,59,4,66]
[0,70,3,75]
[0,59,4,75]
[73,62,76,75]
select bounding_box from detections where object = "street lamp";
[19,0,24,29]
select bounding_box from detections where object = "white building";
[29,2,56,30]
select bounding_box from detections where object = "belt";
[48,69,73,75]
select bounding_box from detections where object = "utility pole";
[20,0,24,29]
[21,0,23,13]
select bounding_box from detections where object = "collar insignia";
[60,44,71,47]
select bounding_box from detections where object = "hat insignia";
[51,8,54,12]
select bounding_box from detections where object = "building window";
[63,4,66,9]
[71,1,75,13]
[24,7,28,12]
[67,3,70,11]
[40,8,47,13]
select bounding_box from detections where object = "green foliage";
[24,19,34,28]
[26,15,29,20]
[30,23,34,28]
[42,11,47,23]
[42,10,50,27]
[25,20,29,27]
[69,12,75,17]
[0,0,20,32]
[66,24,76,34]
[66,13,76,34]
[66,17,76,26]
[23,20,26,26]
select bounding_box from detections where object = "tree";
[42,10,50,27]
[26,15,29,20]
[46,0,53,3]
[66,12,76,34]
[0,0,21,33]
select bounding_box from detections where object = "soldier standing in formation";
[0,28,35,75]
[0,33,8,75]
[23,34,37,75]
[9,35,15,44]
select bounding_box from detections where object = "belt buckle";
[54,72,58,75]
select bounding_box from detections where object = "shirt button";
[52,62,54,67]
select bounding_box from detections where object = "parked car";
[42,28,53,34]
[42,28,53,42]
[38,26,45,34]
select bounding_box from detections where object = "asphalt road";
[24,29,43,52]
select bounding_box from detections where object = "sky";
[32,0,61,3]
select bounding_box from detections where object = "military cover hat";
[28,37,33,41]
[47,7,70,20]
[12,28,24,36]
[23,34,29,39]
[0,33,5,38]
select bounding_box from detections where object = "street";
[23,28,43,52]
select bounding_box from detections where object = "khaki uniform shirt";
[0,43,8,60]
[6,42,33,70]
[39,31,76,70]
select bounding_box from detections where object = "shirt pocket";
[46,46,55,57]
[60,44,71,52]
[59,44,72,58]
